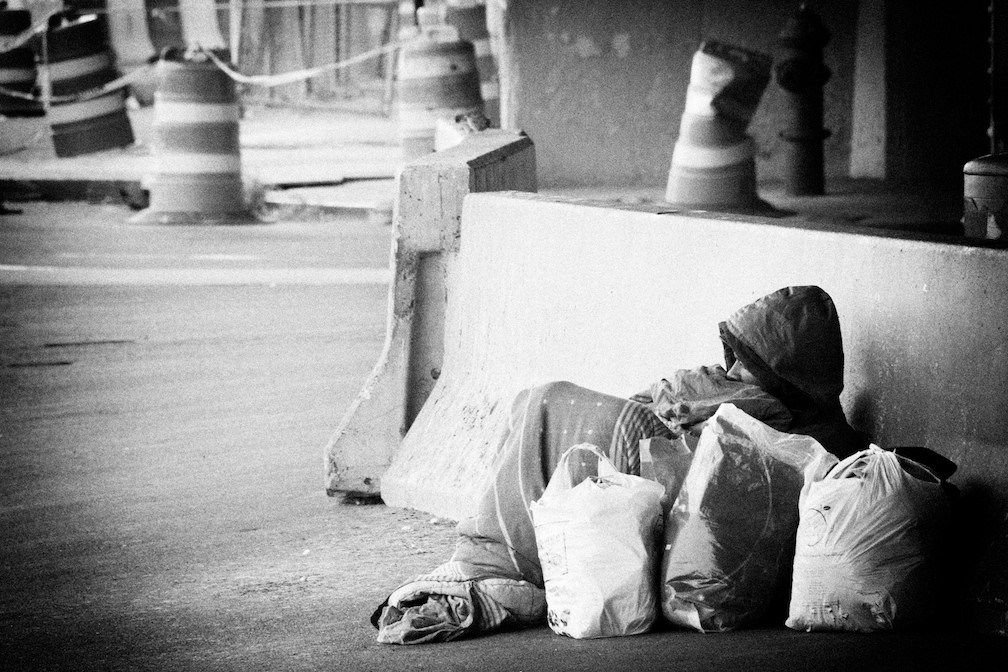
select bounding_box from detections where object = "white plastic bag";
[661,403,837,632]
[786,445,951,632]
[530,443,665,639]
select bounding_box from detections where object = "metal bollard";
[774,2,832,196]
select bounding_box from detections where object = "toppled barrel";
[664,40,772,211]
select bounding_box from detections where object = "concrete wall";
[499,0,990,190]
[382,193,1008,540]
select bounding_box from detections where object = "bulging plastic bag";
[530,443,665,639]
[639,435,694,514]
[786,445,951,632]
[661,403,836,632]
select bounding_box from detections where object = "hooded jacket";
[719,285,869,458]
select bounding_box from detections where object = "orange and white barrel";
[397,34,484,161]
[0,8,43,117]
[143,55,246,221]
[444,1,499,127]
[46,13,135,157]
[665,41,771,210]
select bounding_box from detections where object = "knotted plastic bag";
[661,403,836,632]
[786,445,951,632]
[530,443,665,639]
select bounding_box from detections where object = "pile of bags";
[530,403,953,639]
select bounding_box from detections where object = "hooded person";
[717,284,867,459]
[372,285,869,644]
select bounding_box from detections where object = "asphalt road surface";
[2,201,1007,671]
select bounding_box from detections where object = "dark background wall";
[500,0,991,190]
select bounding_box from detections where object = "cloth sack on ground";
[662,403,836,632]
[531,443,665,639]
[786,445,951,632]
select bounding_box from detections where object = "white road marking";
[57,253,263,262]
[0,265,390,286]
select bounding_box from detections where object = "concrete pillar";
[849,0,886,179]
[323,129,536,498]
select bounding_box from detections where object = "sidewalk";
[2,101,969,237]
[0,103,400,220]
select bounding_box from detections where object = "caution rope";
[0,63,154,104]
[1,23,415,104]
[0,9,60,55]
[198,35,413,88]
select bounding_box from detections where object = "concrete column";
[849,0,886,179]
[324,129,536,498]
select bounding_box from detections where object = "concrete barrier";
[380,191,1008,523]
[323,130,536,497]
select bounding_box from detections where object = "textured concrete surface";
[381,191,1008,522]
[1,192,1006,671]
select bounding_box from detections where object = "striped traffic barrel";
[46,13,135,157]
[397,33,484,161]
[142,54,246,222]
[444,0,499,126]
[665,41,771,210]
[0,7,43,117]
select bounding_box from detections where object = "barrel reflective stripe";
[154,100,241,124]
[683,87,716,116]
[671,138,754,169]
[480,80,499,100]
[678,113,747,147]
[47,92,126,124]
[0,67,35,84]
[399,72,482,108]
[471,38,491,57]
[398,53,478,79]
[156,121,239,153]
[48,52,112,81]
[155,152,241,174]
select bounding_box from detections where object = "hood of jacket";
[718,285,845,415]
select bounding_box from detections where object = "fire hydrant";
[774,3,831,195]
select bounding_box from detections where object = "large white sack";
[662,403,836,632]
[531,443,665,639]
[786,445,950,632]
